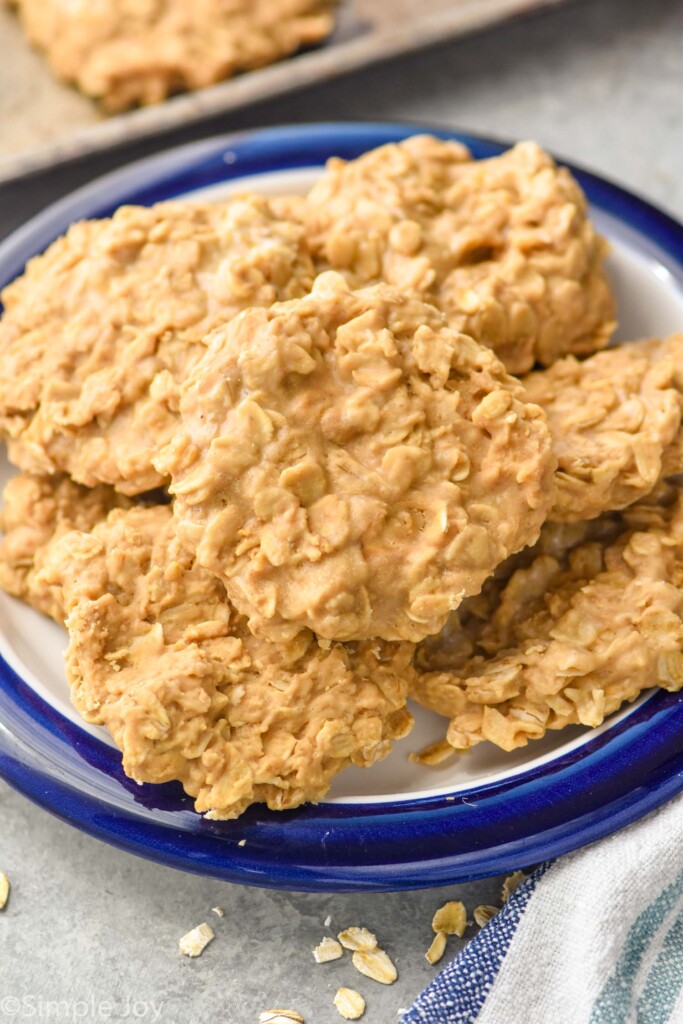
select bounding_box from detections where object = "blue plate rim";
[1,121,683,892]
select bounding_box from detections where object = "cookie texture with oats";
[160,272,554,643]
[0,196,315,495]
[38,504,414,819]
[304,136,615,374]
[411,492,683,754]
[10,0,337,111]
[523,335,683,522]
[413,514,625,678]
[0,473,129,621]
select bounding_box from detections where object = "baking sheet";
[0,0,570,184]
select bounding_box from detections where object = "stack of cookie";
[2,136,680,819]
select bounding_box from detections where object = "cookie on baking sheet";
[159,272,555,643]
[10,0,337,110]
[411,491,683,757]
[0,473,129,622]
[38,505,414,819]
[523,334,683,523]
[304,136,616,374]
[0,196,314,495]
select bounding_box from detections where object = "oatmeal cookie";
[10,0,336,111]
[305,136,615,373]
[0,473,129,621]
[411,493,683,754]
[38,505,414,819]
[160,272,555,643]
[414,514,625,676]
[523,335,683,522]
[0,196,314,494]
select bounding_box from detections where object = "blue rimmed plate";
[1,122,683,892]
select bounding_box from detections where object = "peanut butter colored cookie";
[411,492,683,754]
[160,273,555,643]
[523,335,683,522]
[10,0,336,111]
[0,196,315,495]
[305,137,615,374]
[414,514,625,677]
[38,505,414,818]
[0,473,129,621]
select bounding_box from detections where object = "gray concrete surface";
[1,0,682,1021]
[1,787,505,1023]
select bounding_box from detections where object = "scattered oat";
[473,905,499,928]
[431,901,467,937]
[425,931,447,965]
[238,839,247,847]
[352,948,398,985]
[258,1012,304,1024]
[324,915,333,928]
[313,937,343,963]
[0,872,9,910]
[410,739,456,766]
[501,871,526,902]
[338,927,378,951]
[178,922,214,957]
[211,906,224,918]
[333,988,366,1020]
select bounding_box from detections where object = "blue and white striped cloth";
[404,793,683,1024]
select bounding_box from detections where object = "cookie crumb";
[334,988,365,1019]
[425,931,447,965]
[431,901,466,937]
[0,872,9,910]
[338,927,377,952]
[178,922,214,957]
[314,937,343,963]
[473,905,498,928]
[501,871,526,902]
[410,739,455,765]
[352,948,397,985]
[211,906,224,918]
[258,1012,304,1023]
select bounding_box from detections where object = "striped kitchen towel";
[403,792,683,1024]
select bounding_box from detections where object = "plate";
[1,122,683,892]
